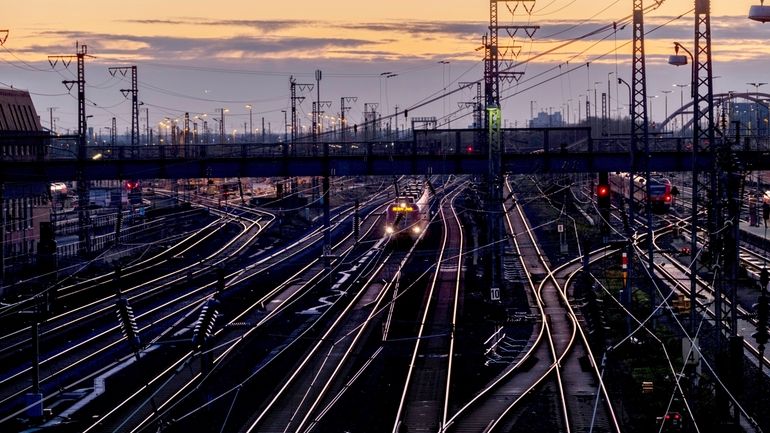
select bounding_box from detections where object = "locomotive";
[384,180,431,240]
[609,172,676,214]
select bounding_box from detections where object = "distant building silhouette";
[529,111,563,128]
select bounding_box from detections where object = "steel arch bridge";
[658,92,770,133]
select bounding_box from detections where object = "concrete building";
[0,87,51,284]
[529,110,564,128]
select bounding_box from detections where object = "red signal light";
[597,185,610,198]
[664,194,672,202]
[467,146,473,153]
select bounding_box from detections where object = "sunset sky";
[2,0,768,134]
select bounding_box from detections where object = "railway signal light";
[596,172,611,235]
[115,298,141,354]
[597,184,610,200]
[192,298,220,349]
[597,172,610,207]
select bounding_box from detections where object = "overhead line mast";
[485,0,538,299]
[48,43,93,257]
[108,66,140,150]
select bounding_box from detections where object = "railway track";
[391,183,466,433]
[443,177,620,433]
[0,204,274,424]
[75,188,396,432]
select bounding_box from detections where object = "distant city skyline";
[1,0,768,134]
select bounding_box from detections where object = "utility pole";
[145,107,150,145]
[281,110,288,143]
[315,69,332,265]
[394,105,399,138]
[218,108,226,144]
[601,93,608,137]
[340,96,357,142]
[47,107,58,134]
[631,0,653,315]
[289,76,313,155]
[364,103,379,140]
[111,117,117,146]
[184,112,190,156]
[49,42,92,257]
[484,0,537,300]
[108,66,139,148]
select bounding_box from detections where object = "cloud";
[121,16,486,37]
[26,30,383,60]
[16,14,770,64]
[338,20,486,37]
[121,18,314,33]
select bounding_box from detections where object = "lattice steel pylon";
[49,43,92,257]
[108,66,139,148]
[629,0,655,312]
[687,1,744,423]
[689,0,718,335]
[484,0,538,296]
[289,76,313,155]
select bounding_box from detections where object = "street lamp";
[617,78,632,119]
[749,1,770,22]
[437,60,452,125]
[381,72,399,131]
[670,42,696,136]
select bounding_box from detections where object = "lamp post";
[383,73,399,131]
[216,108,228,143]
[617,78,633,121]
[647,95,658,130]
[439,61,450,125]
[593,81,602,119]
[661,90,673,132]
[245,104,253,142]
[607,72,615,122]
[747,82,767,136]
[673,84,689,135]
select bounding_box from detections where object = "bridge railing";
[3,129,769,163]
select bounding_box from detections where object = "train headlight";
[412,226,421,234]
[386,226,394,234]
